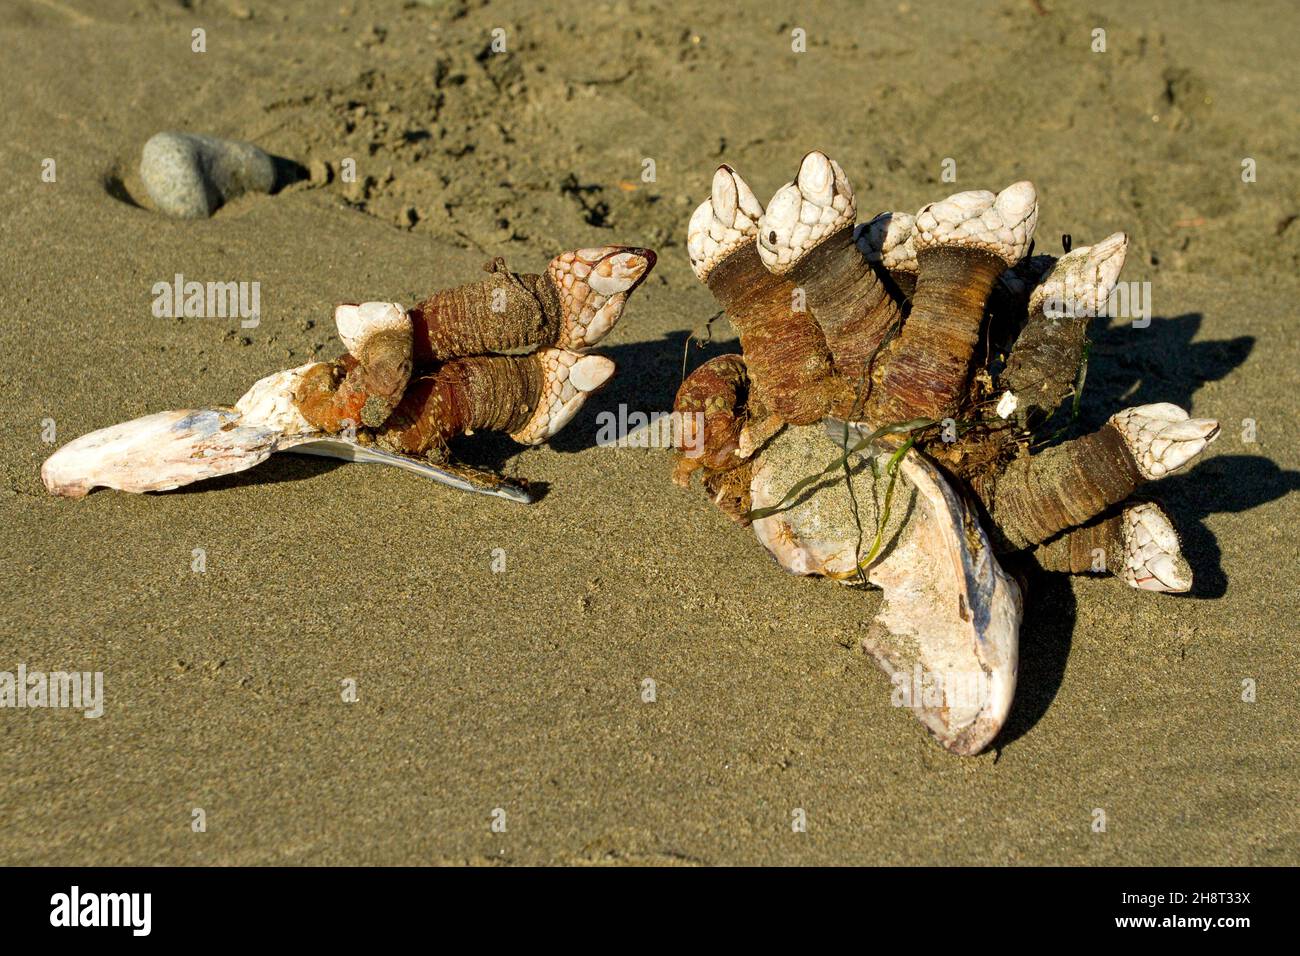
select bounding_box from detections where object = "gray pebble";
[140,132,276,218]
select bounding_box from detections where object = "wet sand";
[1,0,1296,864]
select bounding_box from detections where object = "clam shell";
[749,422,1021,755]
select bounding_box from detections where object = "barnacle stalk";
[756,151,903,391]
[687,165,844,427]
[1033,501,1194,592]
[671,353,751,483]
[409,247,655,362]
[375,349,615,455]
[973,403,1219,549]
[867,182,1039,425]
[997,232,1128,425]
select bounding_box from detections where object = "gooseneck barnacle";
[672,151,1219,754]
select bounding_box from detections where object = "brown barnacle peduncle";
[708,251,846,425]
[973,422,1141,550]
[996,232,1128,426]
[374,348,615,457]
[756,152,903,399]
[672,353,753,485]
[376,355,542,456]
[1032,509,1128,575]
[969,403,1218,550]
[296,247,653,438]
[866,182,1039,426]
[1033,501,1193,593]
[688,165,846,428]
[408,246,656,363]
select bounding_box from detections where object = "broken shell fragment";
[41,364,319,498]
[41,406,298,499]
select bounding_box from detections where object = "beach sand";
[1,0,1296,864]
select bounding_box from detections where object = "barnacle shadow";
[995,453,1296,749]
[1076,312,1253,431]
[158,454,344,494]
[1152,455,1300,600]
[995,313,1264,748]
[1074,310,1271,598]
[994,567,1077,751]
[547,331,742,456]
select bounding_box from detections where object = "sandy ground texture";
[1,0,1297,865]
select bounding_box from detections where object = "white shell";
[333,301,408,354]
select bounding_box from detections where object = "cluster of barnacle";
[672,152,1220,752]
[41,247,655,501]
[675,152,1218,590]
[291,246,656,496]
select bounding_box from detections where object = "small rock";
[139,131,276,219]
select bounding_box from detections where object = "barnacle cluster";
[676,152,1217,590]
[673,152,1220,752]
[41,246,655,501]
[294,246,656,495]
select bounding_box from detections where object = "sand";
[1,0,1296,865]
